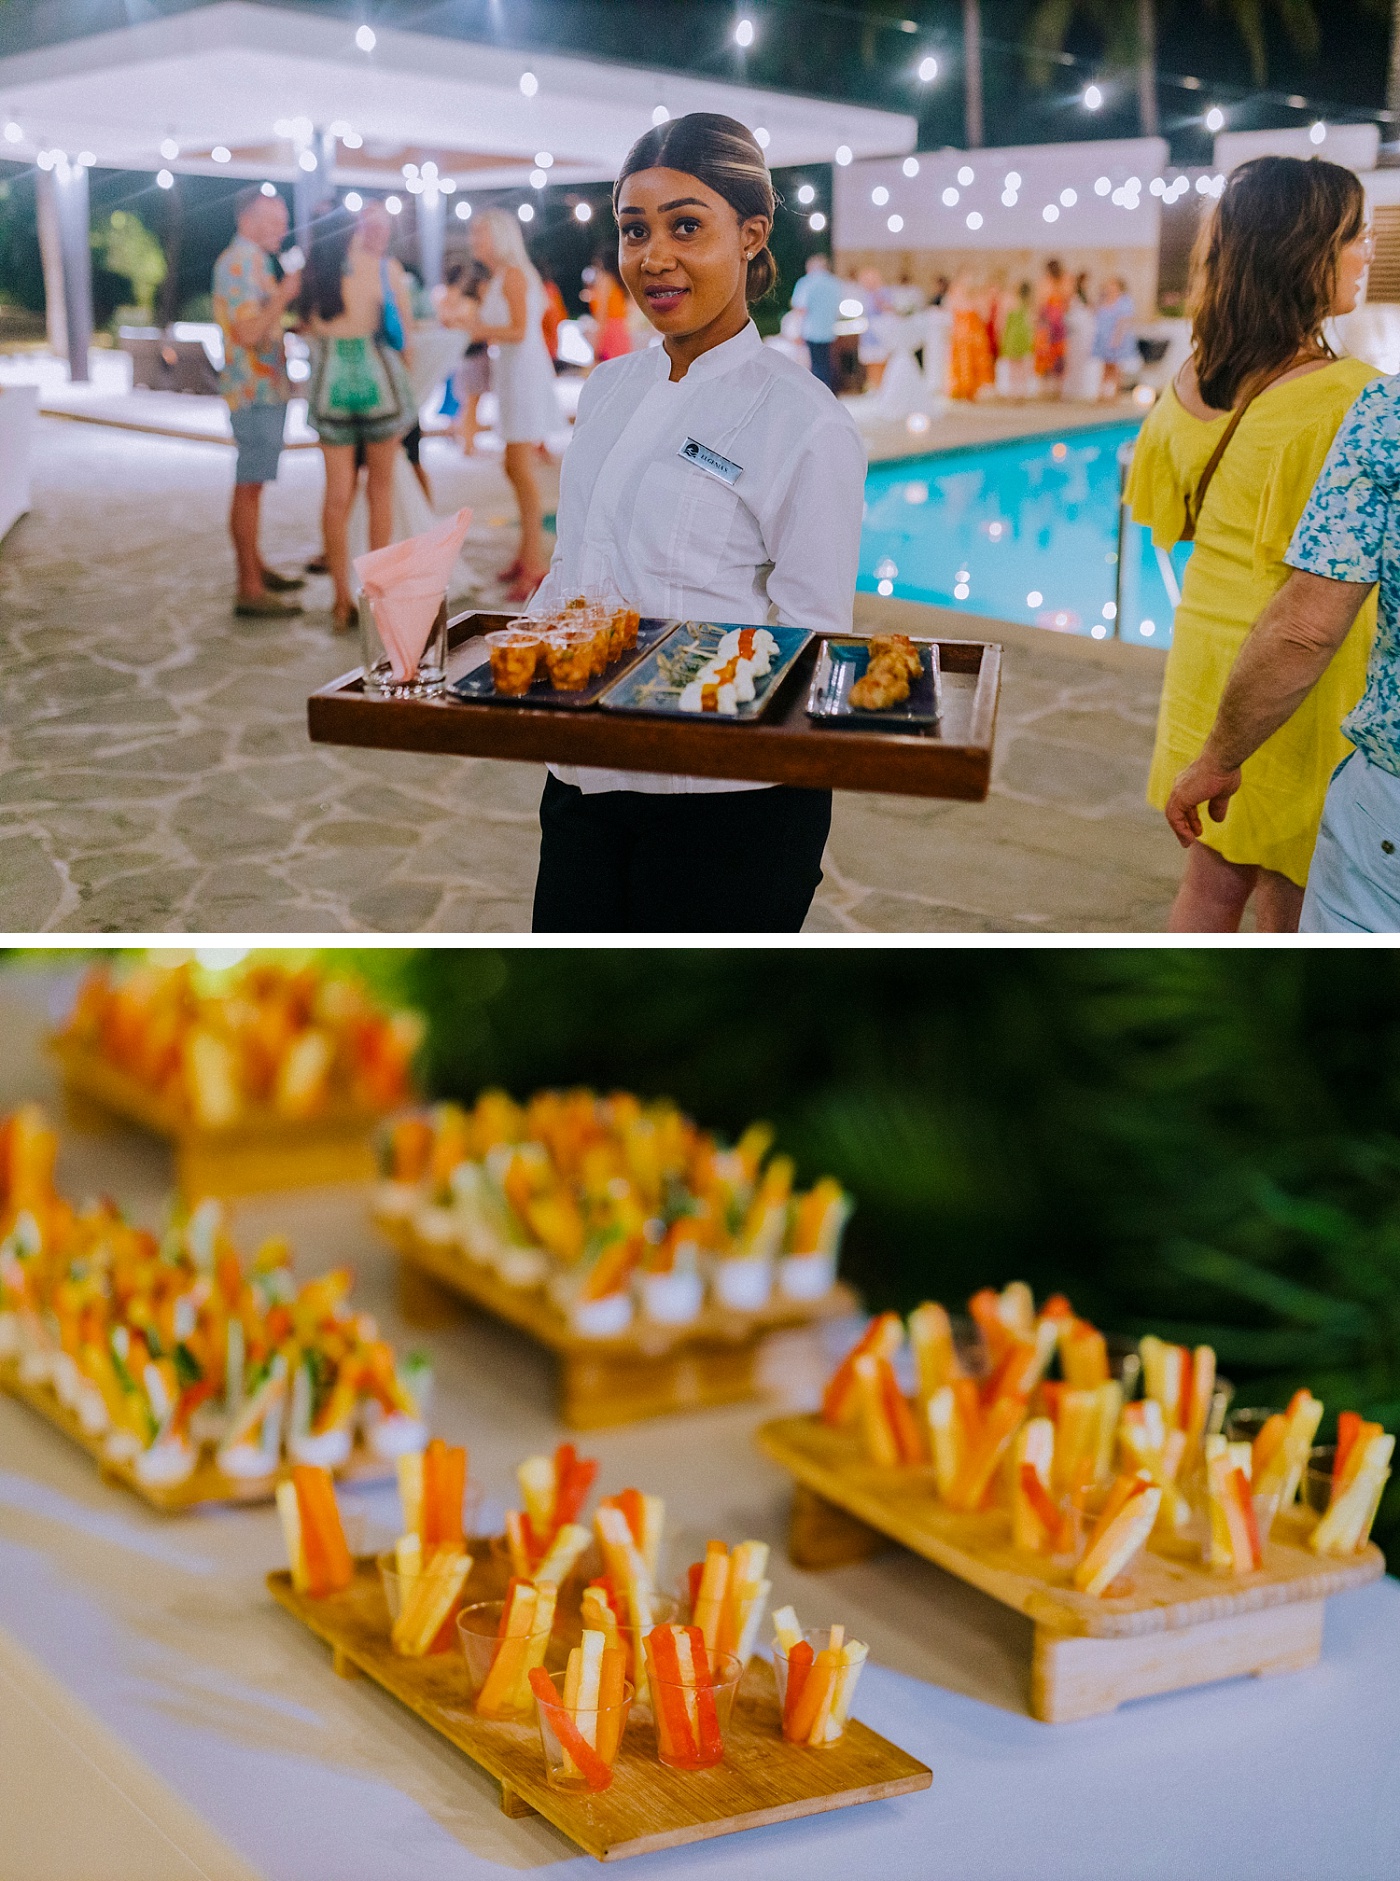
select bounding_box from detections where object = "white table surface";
[2,967,1398,1881]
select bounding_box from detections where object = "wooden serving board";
[756,1414,1385,1722]
[307,612,1001,802]
[269,1557,930,1863]
[383,1213,857,1430]
[1,1357,393,1514]
[48,1037,386,1198]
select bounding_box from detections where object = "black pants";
[532,775,832,933]
[807,339,836,391]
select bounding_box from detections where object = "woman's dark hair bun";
[614,111,779,304]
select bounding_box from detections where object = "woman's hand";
[1165,752,1242,846]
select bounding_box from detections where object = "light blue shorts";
[230,401,287,485]
[1300,750,1400,933]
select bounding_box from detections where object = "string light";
[535,151,553,168]
[834,144,852,165]
[652,105,669,125]
[385,194,401,213]
[344,190,363,210]
[530,169,547,188]
[754,127,770,148]
[574,201,592,221]
[518,202,535,221]
[918,55,937,82]
[1205,105,1225,131]
[342,131,363,149]
[156,168,174,188]
[957,165,974,184]
[77,150,94,167]
[1084,85,1103,110]
[809,210,826,230]
[735,17,755,47]
[456,200,472,219]
[966,211,982,228]
[519,71,538,96]
[212,146,231,163]
[260,181,277,197]
[3,121,22,143]
[355,24,375,51]
[797,183,815,204]
[1310,121,1327,144]
[872,185,889,205]
[903,156,919,177]
[887,213,903,232]
[159,136,179,159]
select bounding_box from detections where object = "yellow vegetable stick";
[926,1386,963,1501]
[852,1353,900,1468]
[517,1453,556,1528]
[276,1479,307,1592]
[397,1452,424,1541]
[1311,1434,1394,1556]
[515,1580,558,1712]
[693,1541,730,1653]
[393,1549,471,1656]
[907,1302,958,1406]
[771,1603,803,1656]
[1073,1486,1161,1596]
[533,1522,590,1587]
[476,1582,538,1716]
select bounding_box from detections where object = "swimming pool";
[859,420,1191,648]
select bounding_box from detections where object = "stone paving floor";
[0,414,1184,933]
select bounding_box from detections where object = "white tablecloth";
[1,970,1397,1881]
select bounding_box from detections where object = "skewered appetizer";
[677,628,779,714]
[377,1090,852,1328]
[0,1107,430,1490]
[820,1279,1389,1588]
[58,957,424,1128]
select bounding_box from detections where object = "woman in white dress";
[528,113,867,933]
[463,208,560,602]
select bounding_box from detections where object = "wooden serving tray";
[269,1557,930,1863]
[307,611,1001,800]
[383,1212,857,1429]
[1,1356,393,1514]
[756,1414,1385,1723]
[48,1036,387,1198]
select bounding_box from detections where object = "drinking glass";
[645,1646,743,1770]
[456,1599,559,1721]
[359,591,449,697]
[534,1670,634,1793]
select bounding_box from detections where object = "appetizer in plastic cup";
[484,628,543,696]
[530,1631,632,1793]
[377,1545,474,1656]
[543,630,594,693]
[643,1626,742,1770]
[773,1625,867,1747]
[458,1584,558,1721]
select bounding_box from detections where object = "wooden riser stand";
[51,1040,381,1199]
[390,1221,857,1432]
[760,1420,1382,1726]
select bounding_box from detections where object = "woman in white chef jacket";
[529,113,867,933]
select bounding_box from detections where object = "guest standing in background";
[1131,156,1378,931]
[947,274,994,401]
[539,262,568,367]
[586,253,634,363]
[1034,258,1070,398]
[1092,276,1137,401]
[213,185,304,617]
[790,252,846,391]
[998,280,1035,399]
[463,208,560,601]
[297,200,415,629]
[439,260,490,454]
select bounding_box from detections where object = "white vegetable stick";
[771,1603,803,1655]
[276,1479,307,1592]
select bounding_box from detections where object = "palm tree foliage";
[402,948,1400,1549]
[1025,0,1320,95]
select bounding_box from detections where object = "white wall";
[1214,124,1379,175]
[833,137,1168,253]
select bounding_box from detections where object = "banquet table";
[2,969,1398,1881]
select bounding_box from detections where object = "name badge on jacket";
[678,436,743,487]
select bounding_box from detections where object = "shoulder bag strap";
[1180,358,1305,542]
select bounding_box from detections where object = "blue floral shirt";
[1288,376,1400,775]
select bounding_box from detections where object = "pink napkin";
[354,507,472,682]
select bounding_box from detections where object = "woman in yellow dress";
[1128,156,1378,931]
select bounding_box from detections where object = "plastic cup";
[616,1593,679,1723]
[1304,1443,1337,1514]
[644,1645,742,1770]
[484,627,543,695]
[359,590,448,697]
[456,1599,558,1721]
[773,1628,861,1747]
[534,1669,634,1793]
[1224,1406,1280,1446]
[543,630,594,693]
[376,1547,474,1655]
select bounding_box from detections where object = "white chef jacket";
[534,320,868,794]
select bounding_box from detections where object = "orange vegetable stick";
[423,1439,466,1549]
[292,1465,353,1597]
[1333,1411,1363,1492]
[946,1395,1025,1511]
[476,1581,538,1718]
[852,1353,901,1466]
[821,1314,903,1427]
[1252,1413,1289,1483]
[782,1639,815,1737]
[785,1647,838,1743]
[594,1644,628,1766]
[878,1360,927,1465]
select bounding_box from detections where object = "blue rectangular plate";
[451,616,676,709]
[805,637,941,730]
[597,621,811,721]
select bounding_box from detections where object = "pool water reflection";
[859,420,1190,648]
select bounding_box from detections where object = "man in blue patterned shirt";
[1166,375,1400,931]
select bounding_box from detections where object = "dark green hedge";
[402,947,1400,1551]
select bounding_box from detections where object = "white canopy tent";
[0,1,916,377]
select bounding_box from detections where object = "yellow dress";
[1128,359,1380,885]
